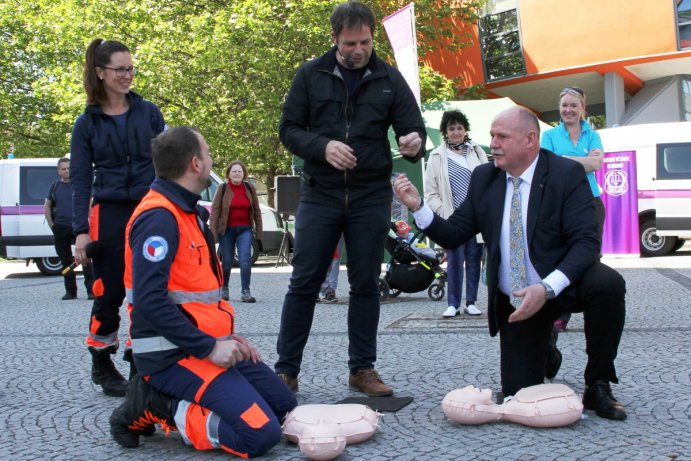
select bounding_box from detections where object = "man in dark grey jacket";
[275,1,426,397]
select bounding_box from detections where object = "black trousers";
[51,223,93,294]
[86,201,138,348]
[497,261,626,397]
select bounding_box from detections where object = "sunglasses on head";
[562,86,584,96]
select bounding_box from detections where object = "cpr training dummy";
[442,383,583,428]
[282,404,381,460]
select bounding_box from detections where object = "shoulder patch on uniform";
[142,236,169,262]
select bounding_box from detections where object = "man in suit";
[393,107,627,421]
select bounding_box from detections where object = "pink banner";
[597,150,639,256]
[382,3,420,106]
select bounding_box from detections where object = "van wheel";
[673,239,686,252]
[35,257,63,275]
[231,240,260,267]
[640,219,677,257]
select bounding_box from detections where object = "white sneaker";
[442,306,459,318]
[464,304,481,316]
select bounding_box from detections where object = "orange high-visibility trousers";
[147,358,297,458]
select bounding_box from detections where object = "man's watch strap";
[411,197,424,212]
[540,280,556,300]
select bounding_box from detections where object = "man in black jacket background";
[275,1,425,397]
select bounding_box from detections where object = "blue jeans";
[446,236,482,308]
[320,235,344,294]
[275,201,390,376]
[219,225,253,292]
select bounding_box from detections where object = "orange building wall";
[422,16,486,87]
[518,0,679,73]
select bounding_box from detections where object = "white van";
[598,121,691,256]
[0,158,63,274]
[0,158,288,274]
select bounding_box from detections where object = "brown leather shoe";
[277,373,298,392]
[348,369,393,397]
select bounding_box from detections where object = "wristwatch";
[411,197,424,212]
[540,281,556,300]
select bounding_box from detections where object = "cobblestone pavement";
[1,251,690,461]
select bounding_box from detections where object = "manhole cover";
[387,312,487,330]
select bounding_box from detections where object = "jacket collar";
[315,46,386,77]
[85,90,143,115]
[150,177,201,213]
[526,149,550,241]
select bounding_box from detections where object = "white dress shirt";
[413,155,570,298]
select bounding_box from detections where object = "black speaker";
[275,175,300,215]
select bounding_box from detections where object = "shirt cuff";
[543,270,570,296]
[412,203,434,230]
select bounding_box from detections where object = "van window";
[200,177,219,202]
[657,143,691,179]
[20,166,59,205]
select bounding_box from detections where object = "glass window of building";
[479,0,526,81]
[679,0,691,49]
[683,77,691,121]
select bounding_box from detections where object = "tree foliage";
[1,0,482,197]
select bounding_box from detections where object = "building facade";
[424,0,691,126]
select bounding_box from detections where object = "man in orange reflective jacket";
[110,127,296,457]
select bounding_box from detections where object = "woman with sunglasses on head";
[541,87,604,334]
[70,38,166,397]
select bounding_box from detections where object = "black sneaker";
[322,290,338,303]
[62,292,77,300]
[241,290,256,303]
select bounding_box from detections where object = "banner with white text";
[597,150,639,256]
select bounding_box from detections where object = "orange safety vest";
[124,189,235,357]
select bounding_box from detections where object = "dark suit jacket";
[424,149,599,336]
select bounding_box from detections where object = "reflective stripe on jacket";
[124,188,235,373]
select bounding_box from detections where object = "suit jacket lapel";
[527,151,548,243]
[489,169,507,245]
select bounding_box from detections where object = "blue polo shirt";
[541,120,603,197]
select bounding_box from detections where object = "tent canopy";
[419,98,552,151]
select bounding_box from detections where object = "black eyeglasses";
[562,86,584,96]
[101,66,137,77]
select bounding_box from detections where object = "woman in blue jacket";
[541,87,604,334]
[70,38,165,396]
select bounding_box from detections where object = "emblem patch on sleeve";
[142,236,169,262]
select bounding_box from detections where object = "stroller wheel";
[379,277,390,301]
[389,288,401,298]
[428,282,445,301]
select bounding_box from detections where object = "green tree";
[1,0,483,202]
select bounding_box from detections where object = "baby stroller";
[379,222,447,301]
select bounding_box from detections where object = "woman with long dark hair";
[71,38,165,396]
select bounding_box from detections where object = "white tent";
[420,97,552,150]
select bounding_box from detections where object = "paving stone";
[1,257,690,460]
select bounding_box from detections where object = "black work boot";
[110,375,176,448]
[88,345,128,397]
[123,348,138,380]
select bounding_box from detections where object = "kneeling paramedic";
[110,127,297,457]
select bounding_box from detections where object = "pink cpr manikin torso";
[442,383,583,428]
